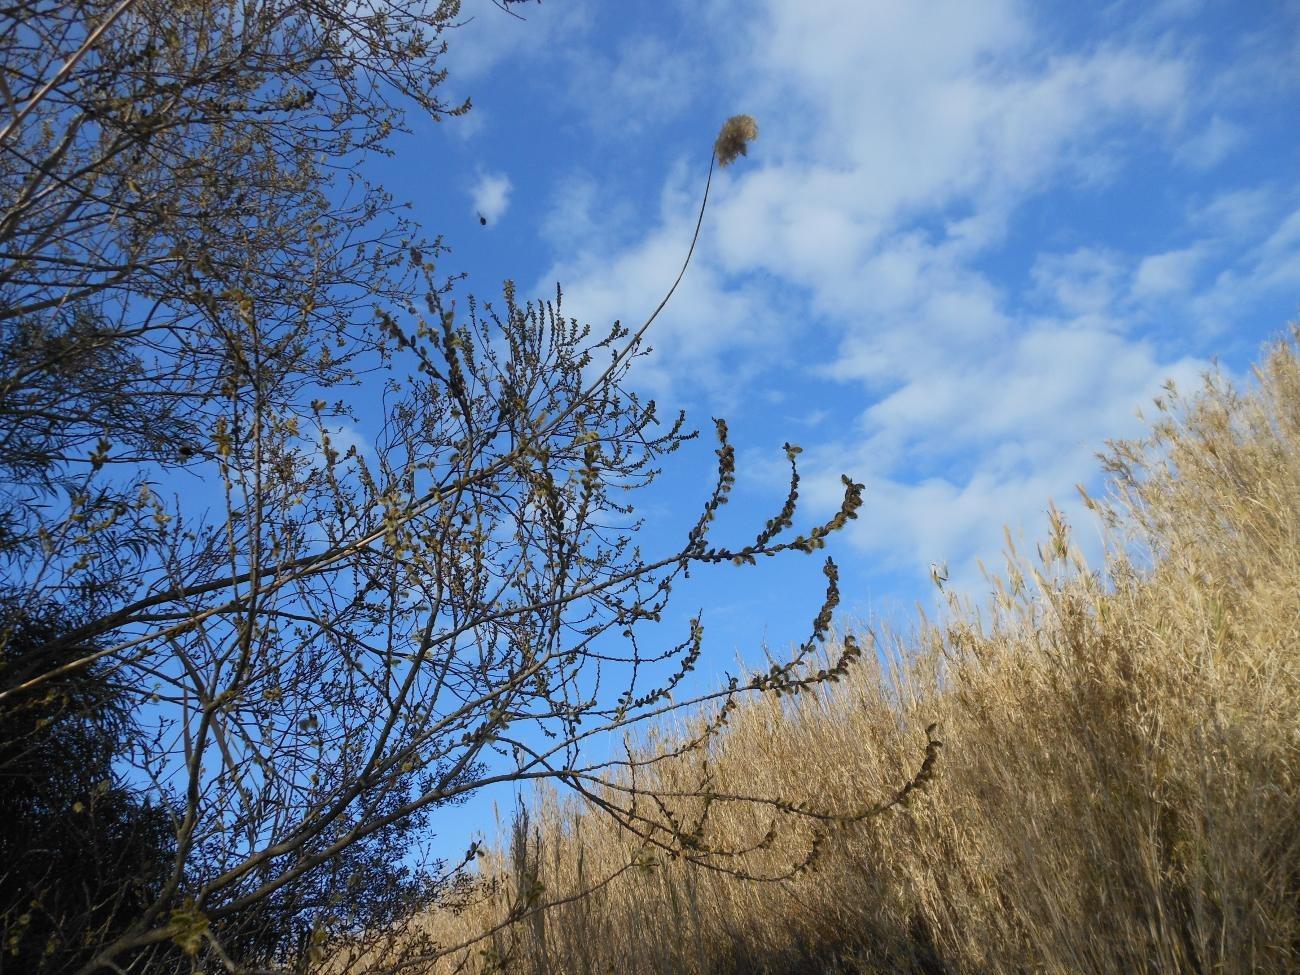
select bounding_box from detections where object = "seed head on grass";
[714,114,759,166]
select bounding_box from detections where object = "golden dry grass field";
[339,326,1300,975]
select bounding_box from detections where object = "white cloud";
[538,201,795,405]
[545,1,1195,398]
[313,422,373,471]
[845,325,1204,474]
[1190,187,1275,238]
[1260,205,1300,259]
[439,0,592,82]
[539,172,643,256]
[448,107,488,142]
[1132,246,1204,299]
[471,171,512,224]
[530,0,1295,619]
[1033,249,1126,316]
[1175,114,1246,170]
[541,174,601,249]
[565,35,698,136]
[796,331,1210,610]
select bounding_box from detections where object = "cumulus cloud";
[471,171,512,224]
[539,203,796,405]
[795,333,1211,612]
[531,0,1294,615]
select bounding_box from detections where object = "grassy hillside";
[375,327,1300,974]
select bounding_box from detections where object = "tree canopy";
[0,3,935,971]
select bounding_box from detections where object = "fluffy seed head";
[714,114,759,167]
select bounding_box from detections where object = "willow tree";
[0,4,937,972]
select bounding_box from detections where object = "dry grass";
[369,326,1300,974]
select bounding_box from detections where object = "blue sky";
[358,0,1300,844]
[386,0,1300,645]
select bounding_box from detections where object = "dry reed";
[357,325,1300,974]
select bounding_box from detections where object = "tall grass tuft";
[385,326,1300,974]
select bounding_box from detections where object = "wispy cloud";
[521,0,1298,617]
[1133,247,1206,300]
[1174,114,1246,170]
[439,0,592,83]
[565,35,699,136]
